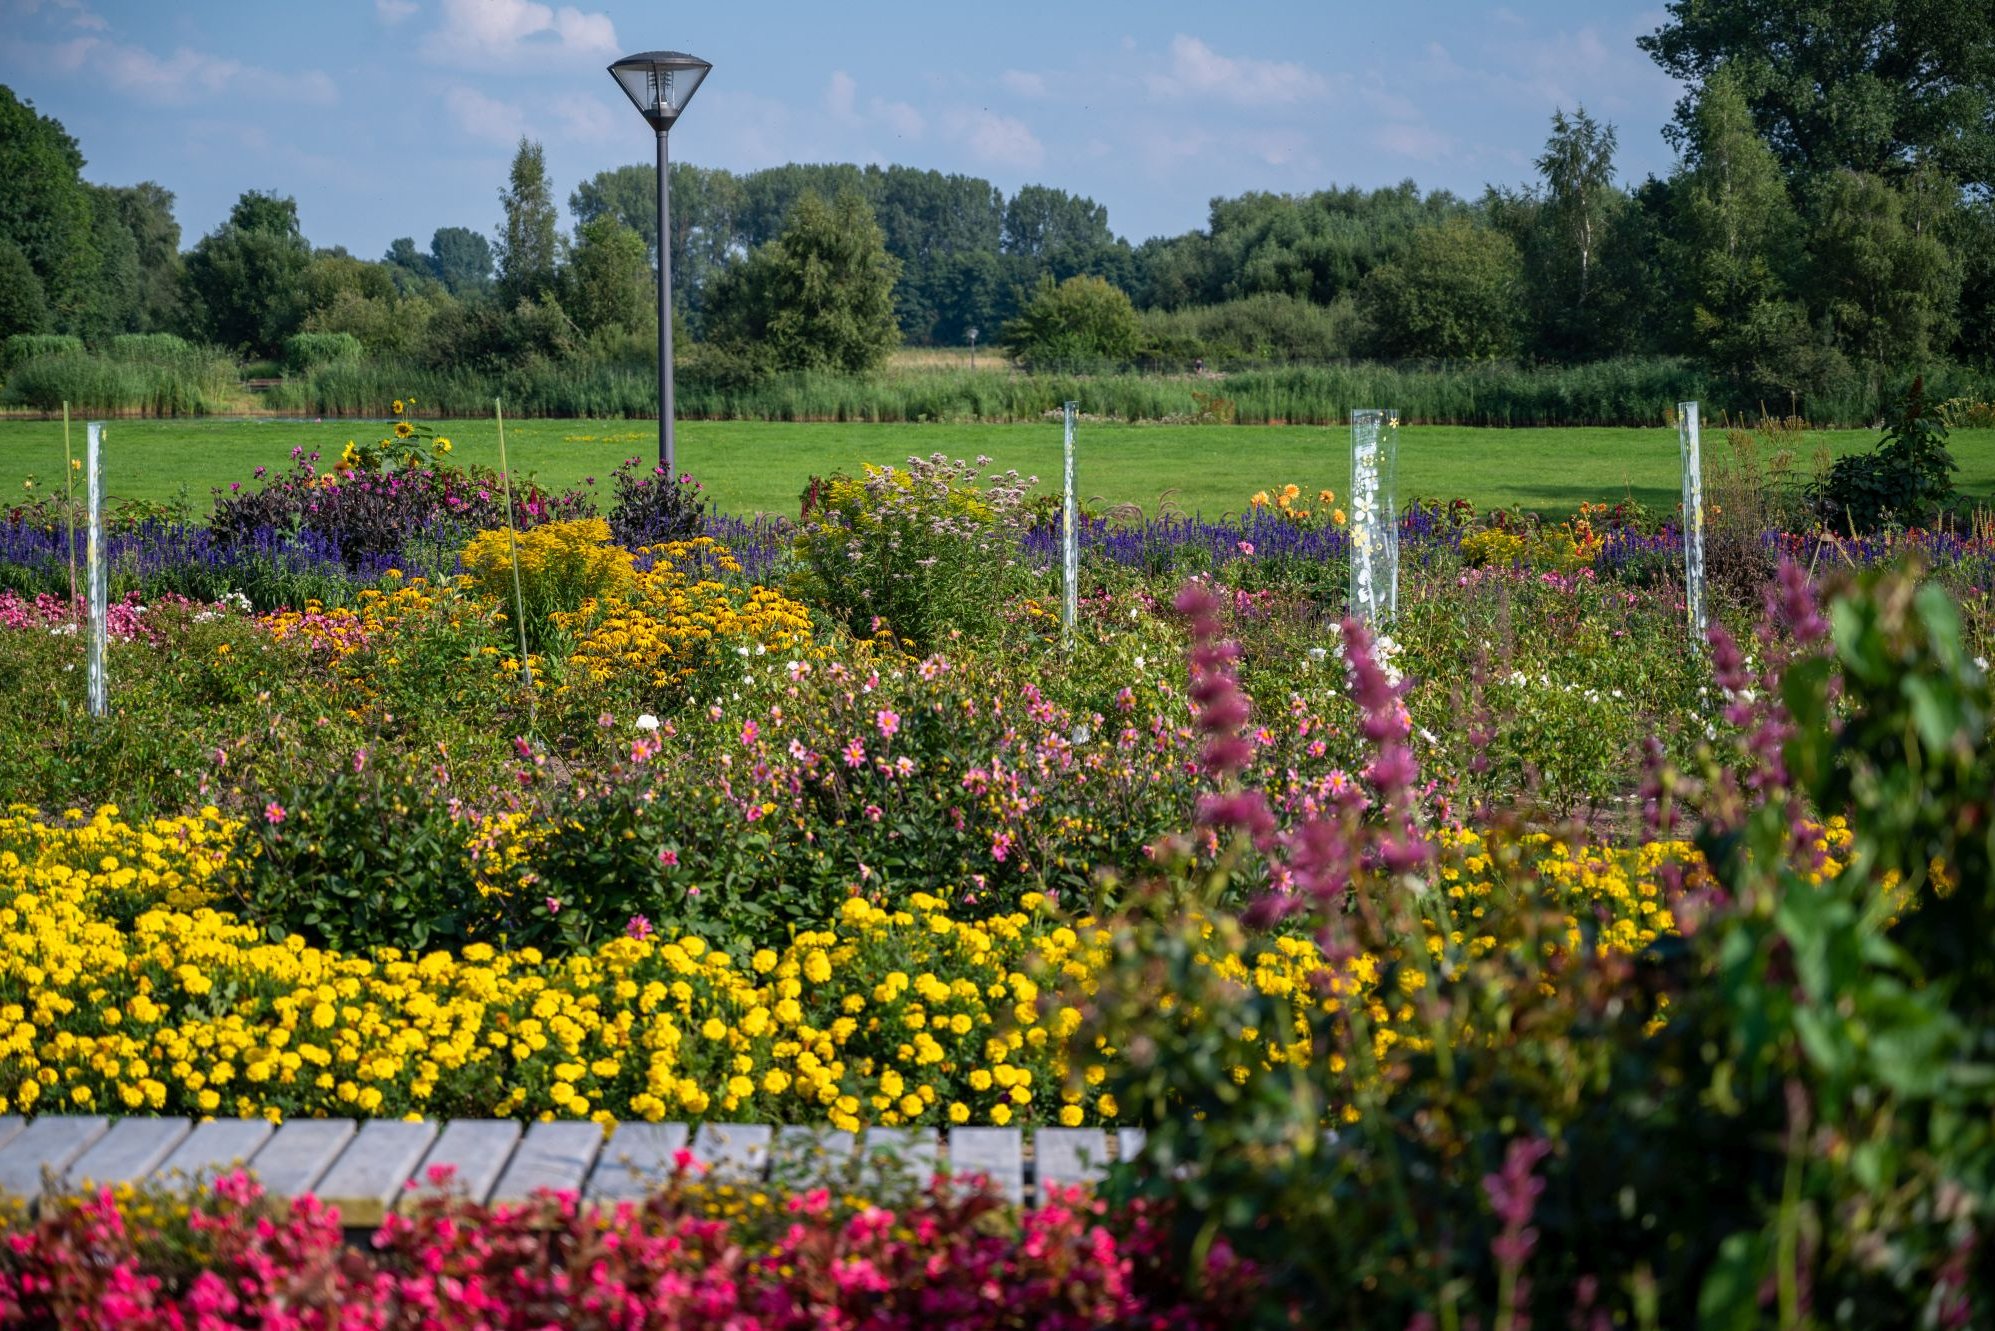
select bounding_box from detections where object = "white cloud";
[422,0,617,65]
[951,109,1043,169]
[825,70,857,120]
[3,0,104,30]
[873,98,924,139]
[1376,122,1455,161]
[9,34,335,106]
[444,83,528,144]
[375,0,418,23]
[1148,35,1328,107]
[999,69,1046,99]
[549,92,621,143]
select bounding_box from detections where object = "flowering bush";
[461,516,636,640]
[791,454,1036,649]
[1247,482,1343,528]
[607,455,712,548]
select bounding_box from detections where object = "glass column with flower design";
[1349,408,1400,628]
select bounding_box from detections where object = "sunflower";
[394,421,415,439]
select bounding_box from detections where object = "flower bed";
[0,1167,1255,1329]
[0,808,1697,1129]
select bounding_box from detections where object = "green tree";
[1527,106,1627,358]
[495,138,559,306]
[703,189,900,374]
[1951,200,1995,368]
[570,161,744,323]
[1357,219,1524,360]
[429,226,493,297]
[108,182,182,330]
[0,86,97,328]
[0,239,49,339]
[1809,166,1960,379]
[565,213,651,335]
[1640,0,1995,190]
[76,183,140,338]
[181,190,312,355]
[1668,69,1814,389]
[1000,274,1141,366]
[382,237,436,292]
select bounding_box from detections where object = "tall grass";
[19,344,1995,426]
[0,346,238,416]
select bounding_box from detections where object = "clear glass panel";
[1677,401,1705,643]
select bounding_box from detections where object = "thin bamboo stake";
[494,399,536,724]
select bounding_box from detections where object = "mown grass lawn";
[4,416,1993,520]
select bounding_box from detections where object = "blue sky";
[0,0,1689,256]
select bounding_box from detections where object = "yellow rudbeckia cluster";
[561,538,815,697]
[460,517,637,617]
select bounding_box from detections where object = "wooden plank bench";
[0,1118,1152,1224]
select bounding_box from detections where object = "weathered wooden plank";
[0,1117,26,1154]
[585,1122,690,1202]
[151,1119,274,1185]
[861,1126,938,1188]
[488,1120,602,1207]
[690,1122,772,1181]
[0,1116,109,1199]
[65,1117,191,1189]
[247,1120,355,1200]
[1033,1128,1109,1194]
[400,1119,521,1212]
[312,1119,437,1228]
[946,1127,1023,1203]
[773,1124,858,1178]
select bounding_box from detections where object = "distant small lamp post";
[608,49,711,474]
[966,326,979,371]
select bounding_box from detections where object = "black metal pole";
[656,126,675,474]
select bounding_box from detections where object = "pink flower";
[1237,540,1255,555]
[263,802,286,825]
[626,914,653,941]
[991,831,1014,863]
[658,848,679,868]
[843,738,867,767]
[739,720,759,747]
[352,748,368,774]
[875,708,900,739]
[864,804,883,822]
[545,897,561,915]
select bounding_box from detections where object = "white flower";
[1977,656,1988,672]
[635,714,660,731]
[1133,655,1146,671]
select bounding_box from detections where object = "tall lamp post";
[608,50,711,474]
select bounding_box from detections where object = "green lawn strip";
[4,418,1993,521]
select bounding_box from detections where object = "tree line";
[2,0,1992,411]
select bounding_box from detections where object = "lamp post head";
[608,51,711,131]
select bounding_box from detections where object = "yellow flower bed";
[0,809,1722,1129]
[560,538,815,696]
[461,517,637,615]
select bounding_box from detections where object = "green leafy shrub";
[1813,375,1957,530]
[790,454,1036,648]
[1002,275,1142,369]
